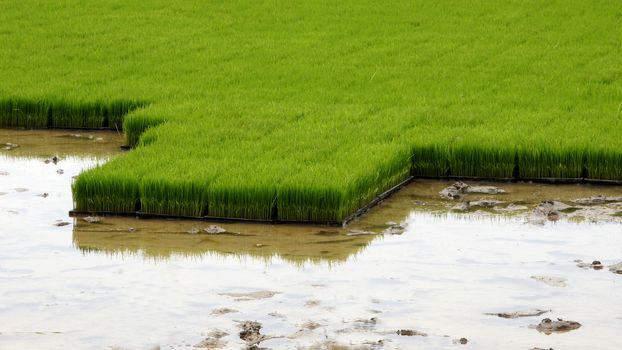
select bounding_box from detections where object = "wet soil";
[484,309,550,319]
[533,318,582,335]
[0,129,123,158]
[1,129,622,349]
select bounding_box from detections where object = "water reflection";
[0,128,123,158]
[72,218,378,265]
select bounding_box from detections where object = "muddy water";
[1,129,622,350]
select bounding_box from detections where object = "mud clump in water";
[452,337,468,344]
[531,275,568,287]
[204,225,227,234]
[268,311,286,320]
[573,195,622,205]
[188,225,241,235]
[58,133,94,140]
[532,201,575,222]
[451,202,471,212]
[534,318,581,334]
[82,216,103,224]
[470,199,504,208]
[382,221,408,235]
[575,259,605,270]
[219,291,279,301]
[343,317,378,331]
[450,200,505,212]
[440,182,505,200]
[195,329,229,349]
[44,156,59,164]
[239,321,262,344]
[54,221,70,227]
[347,229,378,236]
[299,320,322,331]
[608,262,622,274]
[305,299,321,308]
[211,307,238,316]
[439,182,469,199]
[237,320,282,348]
[397,329,427,336]
[484,309,550,319]
[187,227,201,234]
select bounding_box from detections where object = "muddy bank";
[358,180,622,225]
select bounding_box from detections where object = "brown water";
[1,129,622,350]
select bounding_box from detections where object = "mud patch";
[343,317,378,331]
[608,262,622,274]
[211,307,238,316]
[57,133,95,140]
[396,329,427,336]
[533,318,581,335]
[44,156,59,164]
[381,221,408,235]
[452,337,468,344]
[219,291,280,301]
[440,182,505,200]
[204,225,227,234]
[484,309,550,319]
[347,229,379,236]
[195,329,229,349]
[531,201,572,222]
[83,216,103,224]
[305,300,321,308]
[575,259,605,270]
[531,275,567,287]
[268,311,286,320]
[237,320,282,348]
[301,321,322,331]
[573,195,622,205]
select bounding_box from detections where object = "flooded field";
[1,129,622,350]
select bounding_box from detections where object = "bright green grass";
[2,1,621,221]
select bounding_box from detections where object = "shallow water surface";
[1,130,622,350]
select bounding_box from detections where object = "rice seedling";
[72,168,140,213]
[2,0,621,222]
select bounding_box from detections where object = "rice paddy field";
[1,0,621,221]
[2,130,622,349]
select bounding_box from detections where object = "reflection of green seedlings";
[72,226,376,266]
[0,98,143,130]
[3,1,622,222]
